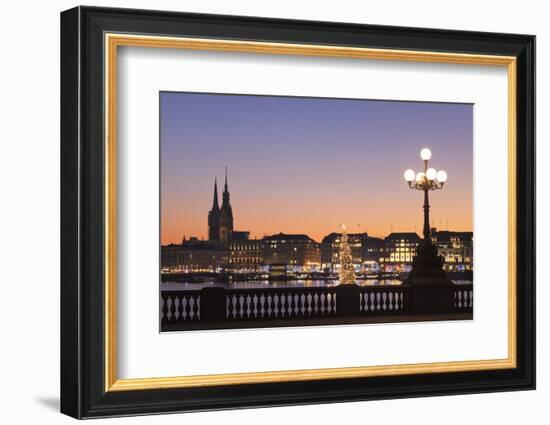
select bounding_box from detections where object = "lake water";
[161,279,472,290]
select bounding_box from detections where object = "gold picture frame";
[104,33,517,392]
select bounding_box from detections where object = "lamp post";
[403,148,448,240]
[402,148,454,314]
[402,147,453,288]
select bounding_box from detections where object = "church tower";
[207,178,220,241]
[219,167,234,245]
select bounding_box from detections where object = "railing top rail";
[161,289,203,297]
[452,282,473,289]
[224,285,339,294]
[356,285,406,291]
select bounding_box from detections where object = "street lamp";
[404,148,448,240]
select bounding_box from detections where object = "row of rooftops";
[165,230,472,250]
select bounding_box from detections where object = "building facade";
[361,237,385,272]
[320,232,373,272]
[262,233,321,272]
[229,238,264,271]
[379,232,421,272]
[160,238,228,272]
[431,230,473,272]
[377,230,473,273]
[320,232,414,273]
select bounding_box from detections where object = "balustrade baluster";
[196,295,201,320]
[233,294,239,318]
[184,296,190,320]
[368,292,374,311]
[168,296,175,321]
[396,292,401,311]
[190,297,196,320]
[236,294,243,318]
[192,295,197,319]
[225,295,230,318]
[174,296,181,320]
[185,296,191,320]
[288,294,293,317]
[189,296,195,320]
[245,294,251,318]
[161,295,168,321]
[271,294,277,317]
[265,294,271,317]
[259,294,265,317]
[181,295,191,320]
[252,294,258,318]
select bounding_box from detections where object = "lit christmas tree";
[338,224,356,284]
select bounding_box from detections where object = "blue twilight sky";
[160,91,473,244]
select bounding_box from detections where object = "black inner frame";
[61,6,535,419]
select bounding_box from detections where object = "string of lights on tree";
[338,224,356,284]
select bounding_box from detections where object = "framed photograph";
[61,6,535,419]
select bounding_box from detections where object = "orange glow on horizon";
[161,187,473,245]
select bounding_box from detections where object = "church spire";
[224,166,228,193]
[222,167,230,205]
[208,177,221,241]
[219,166,233,245]
[212,177,219,210]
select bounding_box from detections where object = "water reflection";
[163,279,398,290]
[161,279,473,290]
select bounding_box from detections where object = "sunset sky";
[160,92,473,245]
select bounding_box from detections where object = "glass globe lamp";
[436,170,447,183]
[404,169,415,182]
[420,148,432,161]
[426,168,437,181]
